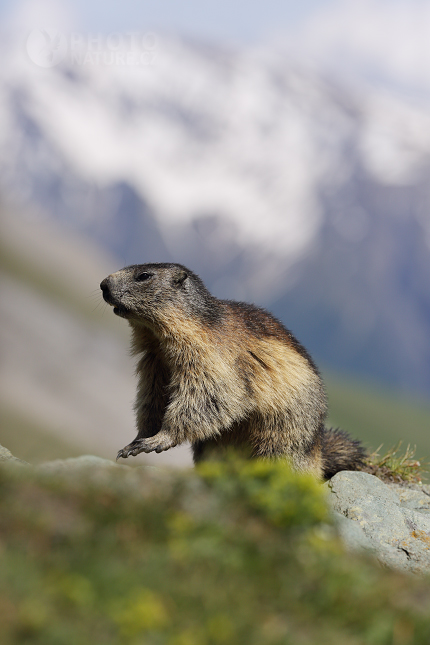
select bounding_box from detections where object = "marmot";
[100,262,365,478]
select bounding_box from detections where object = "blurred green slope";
[326,372,430,464]
[1,404,84,464]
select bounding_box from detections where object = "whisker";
[87,289,102,299]
[91,300,103,313]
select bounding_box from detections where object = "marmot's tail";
[321,427,367,480]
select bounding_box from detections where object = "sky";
[1,0,338,44]
[3,0,430,100]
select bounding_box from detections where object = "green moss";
[198,458,329,527]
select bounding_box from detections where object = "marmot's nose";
[100,277,110,295]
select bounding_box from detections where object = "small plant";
[362,442,426,484]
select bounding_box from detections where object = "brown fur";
[100,263,366,478]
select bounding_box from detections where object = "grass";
[362,443,426,485]
[1,458,430,645]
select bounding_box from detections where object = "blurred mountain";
[1,35,430,397]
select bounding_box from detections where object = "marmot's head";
[100,263,218,330]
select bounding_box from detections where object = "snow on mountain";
[1,34,430,396]
[0,37,359,296]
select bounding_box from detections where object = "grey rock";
[397,508,430,572]
[327,471,430,575]
[327,471,401,512]
[376,544,411,572]
[345,498,410,546]
[0,443,29,466]
[401,507,430,533]
[332,511,375,554]
[388,485,430,513]
[36,455,121,474]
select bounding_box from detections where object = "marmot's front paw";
[116,433,177,460]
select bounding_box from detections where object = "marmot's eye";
[135,272,152,282]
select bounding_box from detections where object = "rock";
[0,443,29,466]
[375,544,411,572]
[332,511,375,554]
[36,455,122,474]
[327,471,430,574]
[388,485,430,514]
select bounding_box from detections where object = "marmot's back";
[100,263,366,477]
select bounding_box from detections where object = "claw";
[116,435,174,460]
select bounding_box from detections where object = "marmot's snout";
[100,277,114,305]
[100,275,129,318]
[100,277,109,296]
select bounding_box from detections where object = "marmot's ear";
[173,270,188,286]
